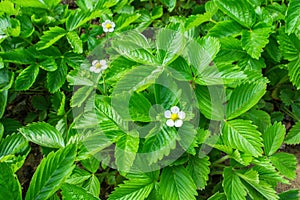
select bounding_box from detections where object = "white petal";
[171,106,179,114]
[101,65,108,70]
[90,66,96,72]
[164,110,171,118]
[103,27,109,32]
[166,119,175,127]
[111,22,115,27]
[174,119,183,127]
[94,68,102,73]
[104,20,111,24]
[178,111,186,119]
[92,60,98,65]
[108,28,114,32]
[100,60,106,65]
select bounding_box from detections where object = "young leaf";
[84,175,100,197]
[270,152,297,180]
[187,156,210,190]
[0,133,28,160]
[185,12,213,31]
[226,82,266,120]
[25,145,76,200]
[113,65,164,94]
[115,132,139,172]
[15,65,39,91]
[160,166,197,200]
[36,27,67,50]
[19,122,65,148]
[215,0,256,28]
[285,121,300,145]
[156,28,186,65]
[61,183,99,200]
[196,85,225,120]
[108,175,154,200]
[47,59,68,93]
[285,0,300,34]
[222,119,263,157]
[263,122,285,156]
[0,163,22,200]
[237,169,279,200]
[66,31,83,54]
[159,0,176,12]
[142,125,177,164]
[223,167,247,200]
[0,90,7,119]
[66,10,101,31]
[241,26,272,59]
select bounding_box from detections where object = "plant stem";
[213,155,230,166]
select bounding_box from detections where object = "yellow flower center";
[170,113,179,121]
[105,23,112,29]
[95,63,102,69]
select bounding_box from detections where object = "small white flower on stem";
[90,59,108,73]
[164,106,186,127]
[102,20,115,33]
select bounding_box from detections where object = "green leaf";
[66,10,101,31]
[112,32,158,65]
[113,65,164,94]
[279,189,300,200]
[196,85,225,120]
[115,13,141,31]
[15,65,39,91]
[78,131,114,160]
[208,192,227,200]
[19,122,65,148]
[0,133,28,160]
[0,163,22,200]
[285,121,300,145]
[263,122,285,156]
[241,25,272,59]
[223,167,246,200]
[38,59,58,72]
[47,59,68,93]
[278,30,300,61]
[156,28,186,65]
[0,0,18,15]
[115,133,139,172]
[108,175,154,200]
[222,119,263,157]
[285,0,300,34]
[209,20,243,38]
[160,0,176,12]
[36,27,67,50]
[237,169,279,200]
[11,0,60,9]
[270,152,297,180]
[17,15,34,38]
[70,86,93,108]
[185,12,213,31]
[25,145,76,200]
[242,109,271,133]
[67,31,83,54]
[0,122,3,140]
[187,156,210,190]
[160,166,197,200]
[142,125,177,164]
[84,175,100,197]
[184,36,220,75]
[0,90,7,119]
[226,82,266,120]
[61,183,99,200]
[215,0,256,28]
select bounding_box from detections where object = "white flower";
[90,59,108,73]
[164,106,186,127]
[102,20,115,33]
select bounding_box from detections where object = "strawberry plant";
[0,0,299,199]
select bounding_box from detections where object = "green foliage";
[0,0,299,199]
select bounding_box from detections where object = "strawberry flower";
[164,106,186,127]
[90,59,108,73]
